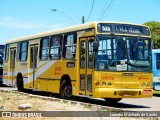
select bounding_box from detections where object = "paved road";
[0,85,159,111]
[118,97,160,111]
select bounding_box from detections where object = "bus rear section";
[0,45,4,84]
[152,49,160,90]
[0,68,3,84]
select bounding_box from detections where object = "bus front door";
[30,44,38,89]
[10,48,16,86]
[79,37,94,96]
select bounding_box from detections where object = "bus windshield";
[95,35,152,72]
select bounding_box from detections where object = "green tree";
[143,21,160,49]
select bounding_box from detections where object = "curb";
[0,89,124,112]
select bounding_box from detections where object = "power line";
[84,0,89,17]
[98,0,109,20]
[103,0,116,19]
[86,0,95,22]
[99,0,114,21]
[51,9,78,25]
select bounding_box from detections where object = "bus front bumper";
[93,88,153,98]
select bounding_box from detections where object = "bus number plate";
[122,73,134,76]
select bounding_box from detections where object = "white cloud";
[0,16,67,30]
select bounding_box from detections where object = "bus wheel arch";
[17,73,24,91]
[60,75,72,99]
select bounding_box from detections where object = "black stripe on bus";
[37,77,60,80]
[37,77,76,82]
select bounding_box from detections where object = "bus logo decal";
[138,77,150,80]
[54,67,61,75]
[101,74,114,80]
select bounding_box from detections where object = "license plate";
[143,90,152,94]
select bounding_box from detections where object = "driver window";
[96,38,113,70]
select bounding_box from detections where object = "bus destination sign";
[97,23,150,36]
[115,25,142,34]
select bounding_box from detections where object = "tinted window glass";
[19,42,28,61]
[40,37,49,60]
[63,33,77,59]
[50,36,61,59]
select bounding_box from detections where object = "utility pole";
[82,16,85,24]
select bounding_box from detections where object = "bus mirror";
[93,41,99,52]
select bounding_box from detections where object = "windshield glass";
[95,36,152,72]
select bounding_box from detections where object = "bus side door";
[29,44,38,89]
[10,47,16,86]
[79,37,94,96]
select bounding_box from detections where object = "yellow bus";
[3,21,153,103]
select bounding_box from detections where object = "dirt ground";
[0,91,115,120]
[0,91,89,111]
[0,91,156,120]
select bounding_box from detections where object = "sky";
[0,0,160,44]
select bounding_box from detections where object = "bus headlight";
[147,83,150,86]
[102,82,106,86]
[142,83,151,87]
[142,83,146,87]
[108,82,112,86]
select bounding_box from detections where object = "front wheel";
[60,80,72,99]
[104,98,122,104]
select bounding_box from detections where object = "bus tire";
[60,80,72,99]
[104,98,122,104]
[17,75,24,92]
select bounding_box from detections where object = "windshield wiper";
[127,60,150,68]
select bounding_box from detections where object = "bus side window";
[4,45,9,62]
[16,42,28,62]
[50,36,62,59]
[40,37,49,60]
[63,33,77,59]
[19,42,28,61]
[17,43,21,61]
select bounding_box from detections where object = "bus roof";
[5,21,149,44]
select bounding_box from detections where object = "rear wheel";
[17,75,24,91]
[60,80,72,99]
[104,98,122,104]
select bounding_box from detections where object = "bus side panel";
[152,51,160,90]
